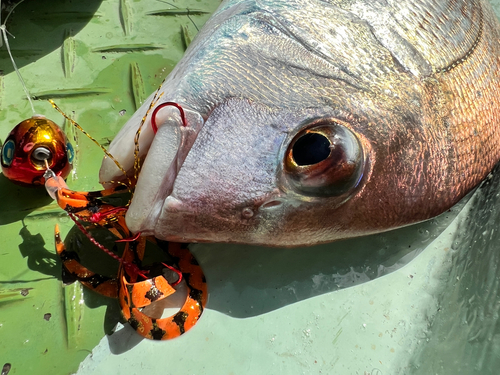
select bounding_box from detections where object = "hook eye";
[31,146,53,169]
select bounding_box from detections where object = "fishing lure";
[43,93,207,340]
[1,0,206,339]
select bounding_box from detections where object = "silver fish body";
[100,0,500,246]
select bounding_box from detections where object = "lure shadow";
[16,220,122,281]
[0,174,53,224]
[0,0,103,75]
[17,219,60,277]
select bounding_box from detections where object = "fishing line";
[158,0,200,31]
[0,0,36,116]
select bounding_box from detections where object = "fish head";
[101,90,438,247]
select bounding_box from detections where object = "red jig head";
[1,115,74,185]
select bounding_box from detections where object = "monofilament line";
[0,0,36,116]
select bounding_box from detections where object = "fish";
[100,0,500,247]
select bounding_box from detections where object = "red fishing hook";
[151,102,187,134]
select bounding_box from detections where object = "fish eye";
[284,122,364,197]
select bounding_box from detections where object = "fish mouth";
[124,104,205,235]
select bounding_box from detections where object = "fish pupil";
[292,133,331,166]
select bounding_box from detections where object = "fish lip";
[125,104,205,235]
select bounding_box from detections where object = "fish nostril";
[241,207,254,218]
[260,200,283,210]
